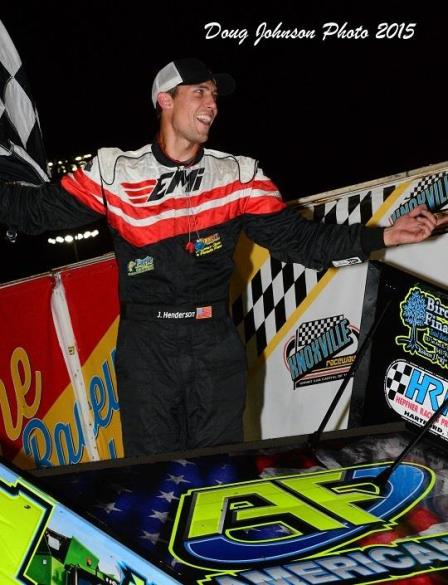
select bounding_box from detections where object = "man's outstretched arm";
[0,179,104,235]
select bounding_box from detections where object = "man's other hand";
[383,204,437,247]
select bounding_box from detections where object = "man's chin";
[195,124,211,141]
[197,133,209,144]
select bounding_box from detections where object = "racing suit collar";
[152,142,204,167]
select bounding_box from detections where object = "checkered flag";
[405,172,448,203]
[385,361,413,401]
[0,20,48,185]
[298,315,344,347]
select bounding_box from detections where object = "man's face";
[168,80,218,145]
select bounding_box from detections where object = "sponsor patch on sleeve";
[332,257,362,267]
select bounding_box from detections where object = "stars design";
[95,502,123,514]
[140,530,160,545]
[149,509,170,523]
[167,474,190,485]
[174,459,195,467]
[157,490,179,503]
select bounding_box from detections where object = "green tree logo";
[396,288,434,357]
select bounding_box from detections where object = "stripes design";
[122,179,157,201]
[61,168,285,246]
[231,186,392,364]
[61,169,107,214]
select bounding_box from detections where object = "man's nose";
[205,94,217,110]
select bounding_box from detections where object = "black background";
[1,2,446,281]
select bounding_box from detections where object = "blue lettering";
[342,319,352,342]
[444,176,448,201]
[310,339,322,363]
[90,352,120,436]
[288,355,300,379]
[417,192,426,205]
[90,375,107,434]
[295,352,308,375]
[304,346,314,369]
[108,439,117,459]
[405,369,430,404]
[405,369,444,411]
[426,185,436,209]
[22,419,53,468]
[436,179,448,206]
[54,403,85,465]
[318,334,329,356]
[390,209,399,223]
[22,403,87,468]
[427,377,445,411]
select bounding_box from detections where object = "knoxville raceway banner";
[0,256,122,469]
[231,161,448,441]
[24,426,448,584]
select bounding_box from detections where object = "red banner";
[0,275,70,466]
[0,256,122,469]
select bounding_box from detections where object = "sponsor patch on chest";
[194,232,223,257]
[127,256,154,276]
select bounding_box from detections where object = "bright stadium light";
[46,227,101,264]
[47,229,100,246]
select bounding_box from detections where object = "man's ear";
[157,92,174,110]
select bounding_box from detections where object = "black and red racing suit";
[0,143,385,456]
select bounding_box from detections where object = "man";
[0,58,439,457]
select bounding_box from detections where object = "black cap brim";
[177,72,235,96]
[173,58,236,97]
[213,73,236,97]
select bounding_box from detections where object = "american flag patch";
[196,306,212,319]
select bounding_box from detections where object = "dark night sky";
[1,2,447,281]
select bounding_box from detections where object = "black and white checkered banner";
[297,315,344,348]
[231,186,393,360]
[0,19,48,185]
[405,172,448,203]
[385,360,413,401]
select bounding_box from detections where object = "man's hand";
[383,204,437,247]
